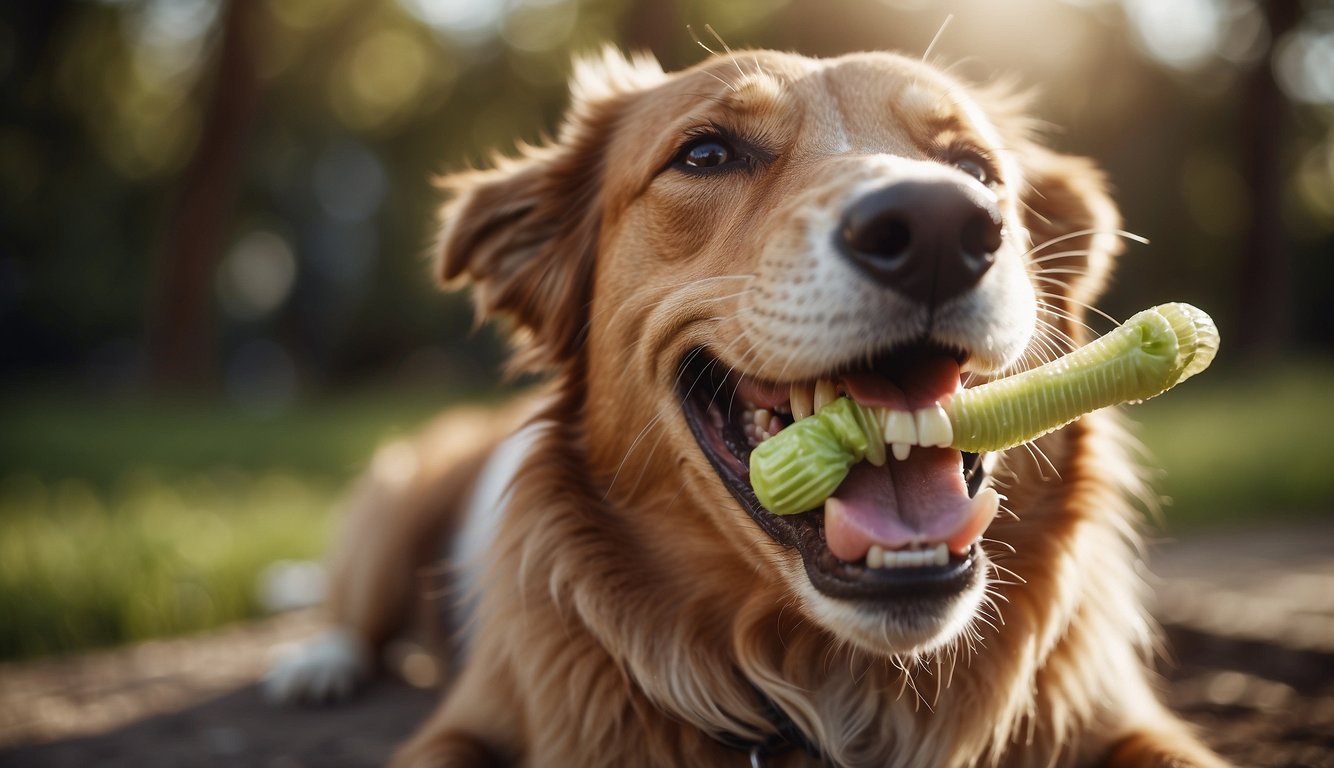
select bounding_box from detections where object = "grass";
[1132,357,1334,530]
[0,389,464,661]
[0,470,338,660]
[1,359,1331,661]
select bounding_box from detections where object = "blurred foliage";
[1135,357,1334,529]
[0,388,462,660]
[0,469,336,660]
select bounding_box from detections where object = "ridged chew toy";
[749,303,1219,516]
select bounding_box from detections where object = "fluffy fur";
[276,48,1229,768]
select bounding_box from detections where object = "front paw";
[263,627,370,705]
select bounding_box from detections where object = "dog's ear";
[1015,142,1123,336]
[435,48,665,371]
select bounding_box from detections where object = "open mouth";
[680,345,998,601]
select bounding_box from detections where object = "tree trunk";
[146,0,262,391]
[1234,0,1300,358]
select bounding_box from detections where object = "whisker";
[987,561,1027,585]
[921,13,955,64]
[1034,296,1113,334]
[1018,441,1061,482]
[703,24,748,81]
[1024,228,1148,260]
[1028,248,1097,266]
[1032,316,1080,353]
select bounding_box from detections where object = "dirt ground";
[2,522,1331,768]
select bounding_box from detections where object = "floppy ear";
[435,48,665,372]
[1015,142,1124,339]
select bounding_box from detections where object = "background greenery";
[2,0,1332,661]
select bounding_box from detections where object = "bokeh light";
[398,0,506,38]
[1122,0,1225,70]
[216,230,298,321]
[1275,25,1334,105]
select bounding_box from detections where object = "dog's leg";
[1103,728,1231,768]
[266,410,503,705]
[389,653,521,768]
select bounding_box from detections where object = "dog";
[266,47,1229,767]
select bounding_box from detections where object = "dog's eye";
[954,156,994,186]
[677,137,736,170]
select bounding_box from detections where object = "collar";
[711,686,823,767]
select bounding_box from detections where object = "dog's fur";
[269,49,1229,767]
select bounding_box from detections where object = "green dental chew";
[749,303,1219,516]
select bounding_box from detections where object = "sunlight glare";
[1275,27,1334,105]
[398,0,506,36]
[1122,0,1224,70]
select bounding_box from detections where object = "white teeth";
[790,383,814,421]
[914,404,953,448]
[882,409,917,446]
[866,543,950,570]
[814,379,838,412]
[883,409,915,460]
[753,408,771,429]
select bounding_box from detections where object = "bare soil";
[2,523,1331,767]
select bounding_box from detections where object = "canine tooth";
[915,404,953,448]
[753,408,771,429]
[790,383,814,421]
[972,486,1001,522]
[867,544,885,569]
[882,409,917,447]
[814,380,837,412]
[891,443,911,461]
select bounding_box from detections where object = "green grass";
[0,389,473,661]
[1,361,1331,661]
[1133,357,1334,530]
[0,470,338,660]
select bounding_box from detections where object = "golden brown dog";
[267,48,1229,767]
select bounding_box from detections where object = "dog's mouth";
[680,345,997,601]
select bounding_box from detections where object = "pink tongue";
[824,447,991,562]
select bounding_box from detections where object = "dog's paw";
[264,627,370,705]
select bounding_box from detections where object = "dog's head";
[438,48,1120,658]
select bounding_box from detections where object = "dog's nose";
[838,180,1003,306]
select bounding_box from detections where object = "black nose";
[837,179,1003,306]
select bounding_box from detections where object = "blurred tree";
[1236,0,1300,358]
[147,0,262,391]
